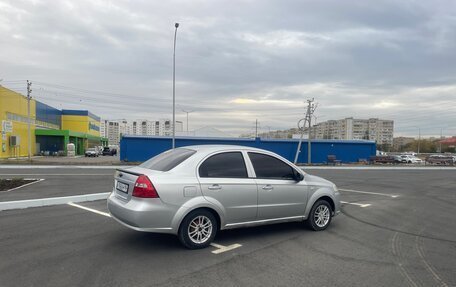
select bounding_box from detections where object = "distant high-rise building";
[312,118,394,145]
[101,119,183,144]
[100,119,129,145]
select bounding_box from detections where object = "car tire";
[307,200,332,231]
[178,209,217,249]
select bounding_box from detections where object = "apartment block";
[313,118,394,145]
[101,119,183,145]
[100,119,128,145]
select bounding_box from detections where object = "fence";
[120,136,376,164]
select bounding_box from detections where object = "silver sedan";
[107,145,341,249]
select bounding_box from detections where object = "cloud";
[1,0,455,137]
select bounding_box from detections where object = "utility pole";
[294,98,317,164]
[307,99,317,164]
[255,119,258,138]
[27,80,32,161]
[172,22,179,149]
[294,118,307,164]
[313,115,318,140]
[182,109,193,134]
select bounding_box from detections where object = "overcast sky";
[1,0,455,137]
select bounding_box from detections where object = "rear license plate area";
[116,181,129,193]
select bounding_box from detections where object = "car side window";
[199,152,248,178]
[248,152,295,180]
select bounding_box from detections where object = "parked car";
[392,155,403,163]
[400,155,423,164]
[426,155,455,165]
[102,147,117,156]
[84,148,99,157]
[369,155,398,164]
[97,146,104,155]
[108,145,341,249]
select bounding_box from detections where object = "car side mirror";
[294,171,304,182]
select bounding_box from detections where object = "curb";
[0,165,129,169]
[0,192,110,211]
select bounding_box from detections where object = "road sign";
[1,120,12,133]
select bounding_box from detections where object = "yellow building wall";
[88,116,101,137]
[61,115,89,133]
[0,86,36,158]
[61,115,100,137]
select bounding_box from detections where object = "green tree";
[404,139,440,153]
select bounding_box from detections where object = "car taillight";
[132,175,159,198]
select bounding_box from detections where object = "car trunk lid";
[113,167,162,202]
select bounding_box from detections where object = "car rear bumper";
[107,192,178,234]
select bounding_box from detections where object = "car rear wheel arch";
[179,207,222,232]
[178,208,220,249]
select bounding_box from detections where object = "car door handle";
[208,184,222,190]
[262,185,273,191]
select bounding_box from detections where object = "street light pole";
[412,126,421,154]
[182,109,194,134]
[417,127,421,154]
[439,128,443,153]
[172,22,179,149]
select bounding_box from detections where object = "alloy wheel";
[314,205,330,228]
[187,215,213,244]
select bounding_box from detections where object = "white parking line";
[67,202,111,217]
[210,243,242,254]
[66,203,242,254]
[339,188,399,198]
[340,201,371,208]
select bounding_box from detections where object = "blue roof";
[62,110,100,122]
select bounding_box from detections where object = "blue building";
[120,136,376,164]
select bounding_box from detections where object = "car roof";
[157,144,303,174]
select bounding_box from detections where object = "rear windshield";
[140,148,196,171]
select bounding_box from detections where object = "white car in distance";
[400,155,423,164]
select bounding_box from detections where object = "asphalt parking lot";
[0,166,455,287]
